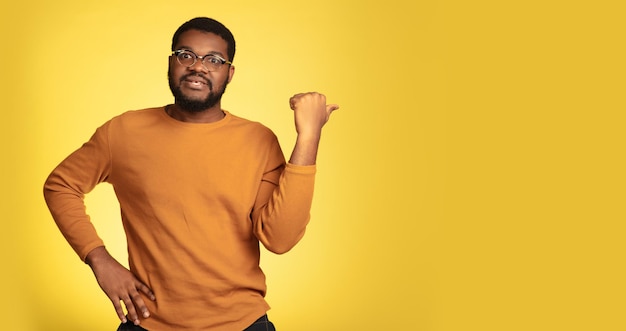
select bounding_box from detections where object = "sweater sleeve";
[43,123,112,262]
[251,159,316,254]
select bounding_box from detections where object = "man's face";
[168,29,234,112]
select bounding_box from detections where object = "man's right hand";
[85,246,156,326]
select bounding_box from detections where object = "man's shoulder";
[112,107,162,120]
[227,112,275,136]
[105,107,164,129]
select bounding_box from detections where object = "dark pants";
[117,314,276,331]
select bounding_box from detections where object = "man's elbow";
[266,244,294,255]
[262,230,306,255]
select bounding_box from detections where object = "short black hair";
[172,17,236,63]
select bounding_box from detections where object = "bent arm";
[45,123,156,325]
[43,124,111,261]
[252,92,338,253]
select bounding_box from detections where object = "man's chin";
[177,102,211,113]
[176,95,221,112]
[170,81,226,112]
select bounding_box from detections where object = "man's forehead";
[174,30,228,58]
[176,30,227,46]
[175,30,228,56]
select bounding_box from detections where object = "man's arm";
[43,123,154,326]
[251,92,338,253]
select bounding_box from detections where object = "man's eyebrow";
[175,46,227,58]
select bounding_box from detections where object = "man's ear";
[227,65,235,83]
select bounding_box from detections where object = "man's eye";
[207,57,221,64]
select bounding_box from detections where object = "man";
[44,17,338,331]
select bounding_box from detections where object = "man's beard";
[168,71,229,113]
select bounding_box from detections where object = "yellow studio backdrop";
[0,0,624,330]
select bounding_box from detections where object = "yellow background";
[1,0,624,330]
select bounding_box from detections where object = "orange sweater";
[44,107,316,330]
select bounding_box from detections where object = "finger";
[122,295,141,325]
[289,98,296,110]
[136,281,156,301]
[289,94,303,110]
[111,298,128,323]
[318,93,327,104]
[326,104,340,113]
[131,291,151,319]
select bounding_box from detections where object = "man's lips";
[185,78,207,85]
[182,75,211,89]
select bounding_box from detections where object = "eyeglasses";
[172,49,232,71]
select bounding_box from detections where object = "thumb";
[326,104,340,113]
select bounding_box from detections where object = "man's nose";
[189,59,209,73]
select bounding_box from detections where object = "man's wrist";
[295,131,321,144]
[85,246,109,266]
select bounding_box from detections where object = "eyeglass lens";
[176,51,224,71]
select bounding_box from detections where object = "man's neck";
[165,104,226,123]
